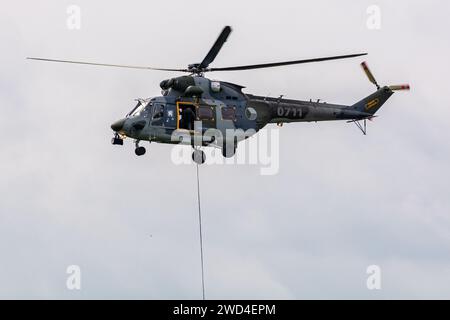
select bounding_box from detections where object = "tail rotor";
[361,61,410,92]
[361,61,380,89]
[388,84,410,91]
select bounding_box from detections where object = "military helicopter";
[28,26,409,164]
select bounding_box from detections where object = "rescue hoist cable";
[196,163,206,300]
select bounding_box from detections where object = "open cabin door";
[177,102,197,131]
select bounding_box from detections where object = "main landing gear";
[134,140,146,156]
[192,148,206,165]
[222,138,237,158]
[191,139,237,165]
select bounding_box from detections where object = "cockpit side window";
[142,102,152,118]
[151,103,165,126]
[152,104,165,120]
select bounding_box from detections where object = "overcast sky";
[1,0,450,299]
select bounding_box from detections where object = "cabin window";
[197,106,214,120]
[221,106,236,121]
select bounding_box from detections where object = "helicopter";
[28,26,409,164]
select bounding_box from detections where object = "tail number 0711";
[277,106,302,118]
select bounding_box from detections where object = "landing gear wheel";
[222,141,237,158]
[135,146,146,156]
[192,149,206,164]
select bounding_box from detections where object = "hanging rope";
[196,163,206,300]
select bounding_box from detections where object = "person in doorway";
[183,107,196,131]
[178,108,183,128]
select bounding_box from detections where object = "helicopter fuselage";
[112,75,375,149]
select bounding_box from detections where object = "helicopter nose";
[111,118,126,132]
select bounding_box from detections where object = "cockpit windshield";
[127,100,152,118]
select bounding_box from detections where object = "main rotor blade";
[208,53,367,72]
[198,26,232,69]
[26,57,188,72]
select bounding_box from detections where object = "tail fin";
[352,87,394,115]
[352,62,410,115]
